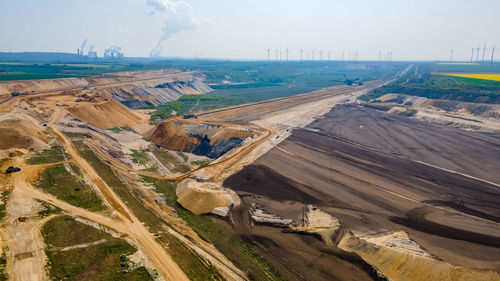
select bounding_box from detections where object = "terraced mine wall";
[113,79,212,109]
[149,121,254,158]
[0,69,212,109]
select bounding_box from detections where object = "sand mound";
[339,233,500,281]
[67,100,142,129]
[289,205,342,244]
[176,179,239,216]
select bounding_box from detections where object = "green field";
[145,60,405,119]
[42,215,154,280]
[434,63,500,73]
[36,163,106,212]
[363,63,500,104]
[0,57,186,81]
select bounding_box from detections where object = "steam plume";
[147,0,201,57]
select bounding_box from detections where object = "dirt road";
[12,162,189,281]
[48,127,189,280]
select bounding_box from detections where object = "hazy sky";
[1,0,499,61]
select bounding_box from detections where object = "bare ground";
[224,104,500,275]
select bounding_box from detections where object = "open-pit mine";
[0,65,499,281]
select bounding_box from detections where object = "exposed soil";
[224,104,500,276]
[149,120,255,158]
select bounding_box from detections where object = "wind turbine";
[275,49,278,62]
[492,46,496,64]
[328,50,331,61]
[319,51,323,61]
[300,48,304,62]
[279,49,282,61]
[265,48,270,61]
[450,49,454,62]
[312,49,315,61]
[482,42,487,63]
[285,47,290,61]
[476,46,480,63]
[470,48,475,62]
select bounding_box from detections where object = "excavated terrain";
[2,63,499,281]
[0,69,211,109]
[224,104,500,280]
[149,120,255,158]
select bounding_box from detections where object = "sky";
[1,0,499,61]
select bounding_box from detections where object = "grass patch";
[35,164,106,212]
[26,146,68,165]
[0,191,10,220]
[42,215,154,281]
[177,208,284,281]
[109,126,135,133]
[156,233,225,281]
[61,131,88,139]
[191,159,212,167]
[0,249,6,281]
[37,200,61,217]
[141,176,177,205]
[152,150,190,173]
[177,151,188,162]
[150,94,242,120]
[130,149,149,166]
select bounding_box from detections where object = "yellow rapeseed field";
[443,73,500,82]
